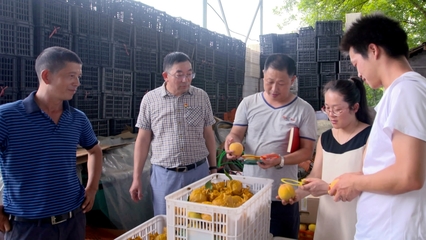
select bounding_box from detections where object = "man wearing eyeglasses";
[130,52,217,216]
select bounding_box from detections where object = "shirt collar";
[160,83,194,97]
[22,91,71,114]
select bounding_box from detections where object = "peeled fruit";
[328,179,339,195]
[308,223,316,232]
[278,184,296,201]
[201,213,212,221]
[229,142,244,156]
[188,212,202,219]
[299,223,307,231]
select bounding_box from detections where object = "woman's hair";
[323,77,372,124]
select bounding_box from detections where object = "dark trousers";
[270,201,300,239]
[5,210,86,240]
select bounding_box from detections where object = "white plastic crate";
[165,173,273,240]
[114,215,166,240]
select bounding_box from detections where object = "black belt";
[9,207,82,225]
[165,159,206,172]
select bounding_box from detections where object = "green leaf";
[205,180,213,190]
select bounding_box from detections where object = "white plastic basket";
[114,215,166,240]
[165,173,273,240]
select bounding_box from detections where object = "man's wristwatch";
[275,155,285,169]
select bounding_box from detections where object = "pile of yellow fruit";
[187,179,254,221]
[299,223,315,240]
[127,227,167,240]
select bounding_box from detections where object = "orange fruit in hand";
[278,184,296,201]
[229,142,243,156]
[328,179,339,194]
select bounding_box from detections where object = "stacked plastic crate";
[226,39,246,112]
[0,0,34,104]
[259,34,278,79]
[316,20,343,107]
[296,27,320,110]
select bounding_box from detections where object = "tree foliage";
[273,0,426,48]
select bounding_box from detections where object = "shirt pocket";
[184,106,203,127]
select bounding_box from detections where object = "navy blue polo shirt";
[0,91,98,218]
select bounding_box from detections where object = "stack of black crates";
[259,20,359,111]
[0,0,246,136]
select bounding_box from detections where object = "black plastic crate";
[133,92,145,118]
[0,0,33,23]
[317,48,340,62]
[101,94,132,119]
[177,39,195,59]
[205,63,213,81]
[159,32,177,53]
[297,75,320,88]
[109,118,134,136]
[194,61,204,79]
[74,0,113,15]
[72,7,111,40]
[320,62,337,74]
[90,119,110,137]
[226,68,236,83]
[259,33,277,45]
[231,39,246,57]
[209,96,217,113]
[134,25,158,50]
[317,36,340,49]
[205,47,214,64]
[320,74,337,86]
[157,11,175,35]
[214,34,231,53]
[315,20,343,36]
[340,54,350,61]
[34,0,72,31]
[195,44,206,62]
[71,91,101,119]
[338,60,357,73]
[214,66,227,83]
[0,56,18,91]
[111,18,133,45]
[191,78,204,90]
[260,54,269,78]
[0,92,18,105]
[205,81,217,99]
[197,28,215,47]
[154,73,164,88]
[214,50,227,67]
[174,18,198,43]
[110,0,152,25]
[73,36,112,67]
[134,48,158,72]
[227,84,242,98]
[298,26,315,38]
[227,96,240,110]
[217,94,227,112]
[297,50,316,62]
[297,62,318,75]
[34,27,72,55]
[80,65,101,91]
[235,70,244,85]
[101,68,133,93]
[0,21,34,57]
[133,71,152,94]
[297,38,316,50]
[19,57,38,91]
[112,43,132,70]
[305,98,320,111]
[337,73,357,80]
[298,87,319,99]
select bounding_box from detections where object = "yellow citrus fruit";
[278,184,296,201]
[308,223,316,232]
[188,212,202,219]
[328,179,339,194]
[300,223,307,231]
[229,142,244,156]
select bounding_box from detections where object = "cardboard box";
[299,196,319,224]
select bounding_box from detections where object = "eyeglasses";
[321,106,347,117]
[168,72,196,81]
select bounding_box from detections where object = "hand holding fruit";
[225,139,244,159]
[299,178,329,197]
[329,172,363,202]
[276,184,299,205]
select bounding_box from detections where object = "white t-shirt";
[355,71,426,240]
[233,93,317,200]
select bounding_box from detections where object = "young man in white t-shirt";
[329,14,426,239]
